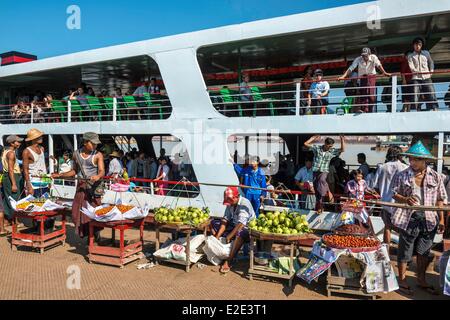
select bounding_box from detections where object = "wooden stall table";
[154,219,210,272]
[88,218,145,268]
[11,209,68,254]
[248,230,312,287]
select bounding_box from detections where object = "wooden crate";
[326,264,378,299]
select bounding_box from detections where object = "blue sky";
[0,0,370,59]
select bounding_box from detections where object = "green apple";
[273,218,279,227]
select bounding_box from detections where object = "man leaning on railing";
[338,47,391,113]
[407,37,438,111]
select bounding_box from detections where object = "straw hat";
[401,140,436,160]
[25,128,44,142]
[110,151,121,158]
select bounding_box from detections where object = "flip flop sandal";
[398,284,414,296]
[417,284,440,296]
[220,266,230,274]
[0,231,11,237]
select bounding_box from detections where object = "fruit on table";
[154,206,210,226]
[335,224,369,236]
[16,199,47,210]
[95,204,135,216]
[249,211,311,235]
[323,234,380,248]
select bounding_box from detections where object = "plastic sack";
[10,195,66,213]
[203,236,232,265]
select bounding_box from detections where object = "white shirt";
[407,50,434,80]
[372,160,408,211]
[108,158,123,176]
[348,54,381,76]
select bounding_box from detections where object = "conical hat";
[401,140,436,160]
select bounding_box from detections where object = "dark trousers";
[313,171,330,211]
[356,75,377,113]
[412,79,438,111]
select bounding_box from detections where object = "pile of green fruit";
[154,206,210,226]
[248,211,311,235]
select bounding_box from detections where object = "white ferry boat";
[0,0,449,217]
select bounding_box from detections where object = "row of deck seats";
[51,93,171,122]
[211,86,282,117]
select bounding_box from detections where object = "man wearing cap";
[210,186,255,273]
[339,47,391,113]
[52,132,105,240]
[391,141,447,295]
[1,135,24,221]
[22,129,49,197]
[407,37,438,111]
[307,69,330,115]
[107,151,124,178]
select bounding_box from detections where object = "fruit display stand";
[154,219,210,272]
[11,209,69,254]
[248,229,312,287]
[88,218,145,268]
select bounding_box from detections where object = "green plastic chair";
[143,93,163,120]
[102,97,114,121]
[336,97,353,114]
[220,88,242,117]
[123,95,141,119]
[69,99,84,122]
[51,100,67,122]
[251,86,275,116]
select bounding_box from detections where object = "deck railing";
[0,94,172,124]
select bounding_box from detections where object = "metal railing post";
[294,194,299,209]
[67,100,72,122]
[30,104,34,124]
[391,75,397,113]
[437,132,444,174]
[49,134,54,173]
[113,97,117,122]
[296,82,301,116]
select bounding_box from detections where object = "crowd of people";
[4,78,166,124]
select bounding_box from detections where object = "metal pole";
[74,134,78,151]
[296,82,301,116]
[30,104,34,124]
[67,100,72,122]
[391,75,397,113]
[49,134,54,173]
[437,132,444,174]
[113,97,117,122]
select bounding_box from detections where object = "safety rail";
[51,176,381,211]
[209,71,450,117]
[0,94,172,124]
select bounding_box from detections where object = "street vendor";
[22,128,55,231]
[1,135,24,223]
[304,135,345,213]
[391,141,447,296]
[210,186,255,274]
[52,132,105,242]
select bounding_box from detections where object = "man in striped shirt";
[304,135,345,213]
[391,141,447,296]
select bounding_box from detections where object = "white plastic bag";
[203,236,232,265]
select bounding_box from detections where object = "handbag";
[74,150,105,198]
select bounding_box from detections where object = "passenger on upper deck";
[239,73,253,114]
[300,66,314,115]
[407,37,438,111]
[69,86,89,107]
[338,47,391,113]
[401,51,413,112]
[12,98,31,124]
[308,69,329,115]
